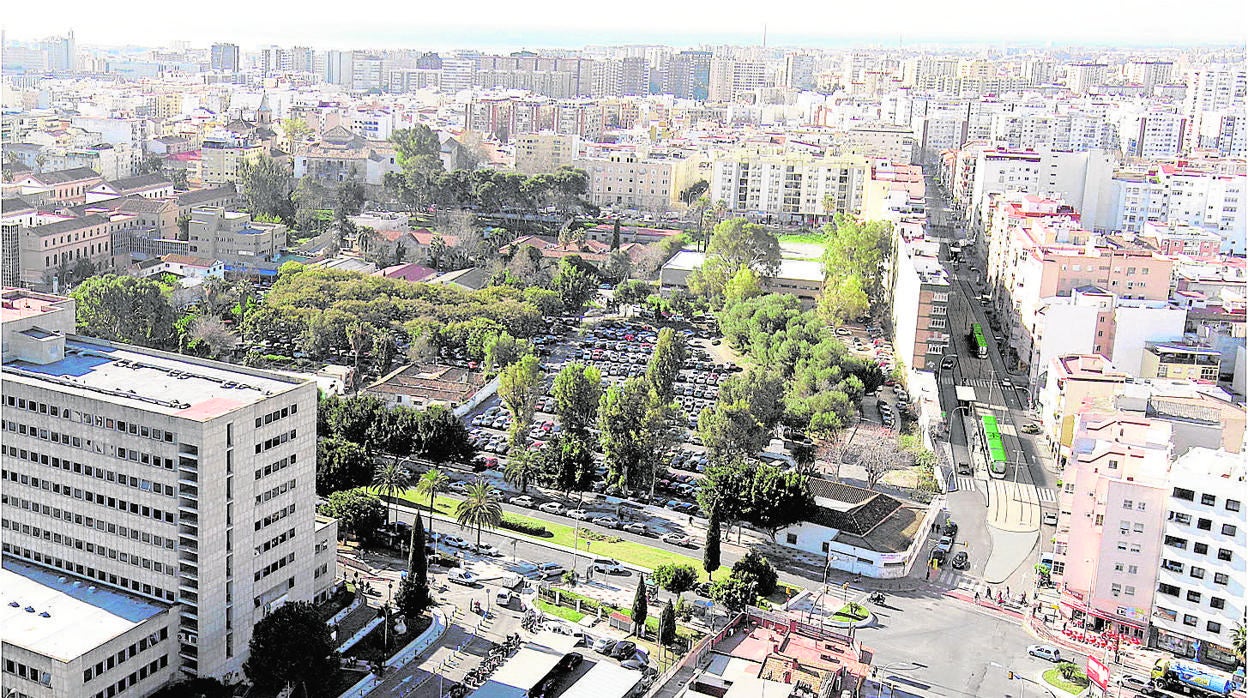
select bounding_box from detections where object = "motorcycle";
[868,592,886,604]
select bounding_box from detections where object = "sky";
[4,0,1246,51]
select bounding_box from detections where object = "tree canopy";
[71,274,177,349]
[552,362,603,438]
[321,488,385,544]
[243,602,338,696]
[315,437,375,496]
[238,155,295,223]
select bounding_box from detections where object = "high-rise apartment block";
[210,43,240,73]
[0,289,338,685]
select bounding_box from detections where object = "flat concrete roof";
[663,250,825,282]
[3,337,303,420]
[1,559,167,663]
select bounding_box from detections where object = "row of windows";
[90,655,169,698]
[257,527,297,556]
[256,429,297,454]
[255,402,298,428]
[1,517,176,577]
[3,658,50,688]
[3,396,178,443]
[1,469,176,525]
[256,503,297,532]
[255,454,296,481]
[1156,583,1230,610]
[2,493,176,550]
[1172,487,1241,512]
[0,543,174,602]
[83,628,170,682]
[3,420,176,472]
[256,478,297,505]
[5,445,175,498]
[255,552,296,582]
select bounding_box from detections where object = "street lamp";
[384,581,394,651]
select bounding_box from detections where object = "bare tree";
[855,436,906,491]
[188,316,240,358]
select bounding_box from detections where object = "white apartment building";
[1095,167,1247,253]
[0,289,338,683]
[1116,108,1187,159]
[889,223,952,371]
[710,150,868,223]
[961,147,1117,237]
[187,207,284,266]
[708,56,766,102]
[845,124,917,164]
[1153,448,1245,670]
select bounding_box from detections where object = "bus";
[970,323,988,359]
[980,415,1008,478]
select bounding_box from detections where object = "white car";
[661,533,695,548]
[1027,645,1062,662]
[591,516,620,529]
[509,495,536,508]
[1113,674,1150,692]
[442,535,470,549]
[538,502,566,515]
[591,558,626,574]
[567,509,592,520]
[536,562,565,578]
[474,543,502,557]
[448,570,477,586]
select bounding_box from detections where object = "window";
[1186,590,1202,603]
[1217,548,1233,562]
[1158,583,1180,596]
[1201,493,1216,506]
[1208,621,1222,634]
[1164,535,1187,550]
[785,533,797,545]
[1173,487,1195,501]
[1211,597,1225,610]
[1183,614,1198,627]
[1133,523,1144,533]
[1197,518,1212,531]
[1222,523,1237,536]
[1194,542,1209,555]
[1214,572,1229,585]
[1122,499,1134,509]
[1190,567,1205,579]
[1169,512,1191,525]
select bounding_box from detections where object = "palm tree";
[456,480,503,547]
[415,468,450,539]
[372,460,413,533]
[503,447,540,494]
[1232,622,1245,668]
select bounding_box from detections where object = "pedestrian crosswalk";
[953,476,977,492]
[961,378,995,389]
[932,567,981,591]
[1037,488,1057,503]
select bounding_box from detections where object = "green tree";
[483,331,531,373]
[498,354,543,447]
[456,480,503,546]
[316,437,374,495]
[679,179,710,206]
[744,465,816,541]
[1231,623,1245,666]
[503,446,542,494]
[395,514,432,620]
[551,258,598,312]
[372,460,413,528]
[598,378,670,491]
[703,504,722,578]
[389,125,444,212]
[645,327,688,401]
[722,265,763,306]
[415,468,450,539]
[652,563,698,594]
[321,488,385,546]
[237,155,295,223]
[603,249,633,283]
[71,274,177,349]
[614,279,653,312]
[553,362,603,438]
[706,218,781,277]
[709,574,757,612]
[731,551,779,596]
[532,434,596,494]
[818,273,870,325]
[280,117,312,151]
[243,601,338,696]
[658,601,677,646]
[698,368,786,461]
[822,215,894,302]
[631,574,649,637]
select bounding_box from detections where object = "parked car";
[496,589,516,607]
[592,558,626,574]
[1113,674,1150,692]
[620,658,649,671]
[448,570,477,586]
[623,523,649,536]
[509,495,536,508]
[567,509,592,520]
[608,640,638,659]
[957,462,973,475]
[1042,511,1059,526]
[556,652,584,671]
[591,516,621,529]
[536,562,566,578]
[442,535,470,549]
[1027,645,1062,662]
[538,502,566,515]
[661,533,695,548]
[951,551,969,570]
[475,543,502,557]
[592,637,615,653]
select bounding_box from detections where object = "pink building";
[1055,412,1172,642]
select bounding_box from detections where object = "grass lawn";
[1042,668,1089,695]
[535,598,586,623]
[778,232,828,244]
[829,603,870,623]
[390,490,730,580]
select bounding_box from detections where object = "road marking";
[1037,488,1056,503]
[954,476,976,491]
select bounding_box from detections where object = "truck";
[1149,658,1240,697]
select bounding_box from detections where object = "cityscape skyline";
[4,0,1248,51]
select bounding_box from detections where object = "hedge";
[500,515,551,537]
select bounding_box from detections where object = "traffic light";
[1007,671,1015,680]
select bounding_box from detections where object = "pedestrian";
[925,568,931,580]
[974,591,981,602]
[1005,585,1010,598]
[689,515,694,525]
